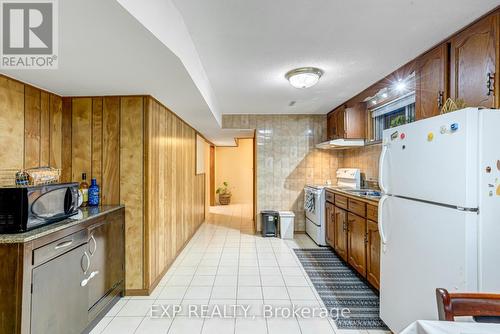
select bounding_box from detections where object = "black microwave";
[0,183,80,233]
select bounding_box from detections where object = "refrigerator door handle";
[378,195,389,250]
[379,142,389,194]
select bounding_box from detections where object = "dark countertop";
[325,186,380,205]
[0,205,124,244]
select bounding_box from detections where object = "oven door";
[304,188,319,224]
[28,184,79,228]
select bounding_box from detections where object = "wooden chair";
[436,288,500,323]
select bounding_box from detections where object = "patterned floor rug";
[294,248,388,330]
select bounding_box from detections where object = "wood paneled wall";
[63,97,122,205]
[120,97,144,292]
[0,74,206,294]
[144,97,205,289]
[0,76,65,186]
[64,96,205,292]
[63,96,142,290]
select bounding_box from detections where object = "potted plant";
[390,115,406,128]
[216,181,232,205]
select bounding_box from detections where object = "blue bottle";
[88,178,100,206]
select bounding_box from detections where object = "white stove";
[336,168,361,189]
[304,168,361,246]
[304,185,326,245]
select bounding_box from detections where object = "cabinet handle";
[89,234,97,256]
[54,240,73,250]
[81,251,90,274]
[437,91,444,109]
[364,233,369,244]
[487,72,495,96]
[81,270,99,287]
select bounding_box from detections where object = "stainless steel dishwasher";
[30,242,89,334]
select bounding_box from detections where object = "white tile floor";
[91,204,389,334]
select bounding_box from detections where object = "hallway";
[89,205,373,334]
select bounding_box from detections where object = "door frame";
[253,133,257,232]
[209,145,215,206]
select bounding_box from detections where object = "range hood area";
[316,138,365,149]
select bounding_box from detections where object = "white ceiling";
[172,0,499,115]
[1,0,251,145]
[2,0,498,145]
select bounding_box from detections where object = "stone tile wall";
[338,144,382,183]
[222,115,339,231]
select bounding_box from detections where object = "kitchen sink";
[344,189,381,198]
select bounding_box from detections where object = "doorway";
[210,138,255,231]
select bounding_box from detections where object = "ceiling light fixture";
[285,67,323,89]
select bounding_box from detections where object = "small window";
[366,72,416,141]
[373,102,415,141]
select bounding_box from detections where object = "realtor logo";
[1,0,58,69]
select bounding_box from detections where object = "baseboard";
[138,222,204,296]
[146,264,170,295]
[124,288,149,296]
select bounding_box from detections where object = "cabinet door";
[366,220,381,290]
[450,13,498,108]
[347,213,367,277]
[88,212,124,311]
[335,107,345,138]
[325,202,335,247]
[344,103,366,139]
[416,44,448,120]
[334,206,348,261]
[31,244,88,334]
[327,114,336,140]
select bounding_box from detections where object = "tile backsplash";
[222,115,381,232]
[223,114,339,231]
[338,143,381,184]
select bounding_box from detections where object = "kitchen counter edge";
[0,205,124,244]
[325,187,380,205]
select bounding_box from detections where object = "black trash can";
[261,210,279,237]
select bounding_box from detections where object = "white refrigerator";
[378,108,500,333]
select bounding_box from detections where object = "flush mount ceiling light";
[285,67,323,89]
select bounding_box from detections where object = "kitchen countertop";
[325,186,380,205]
[0,205,124,244]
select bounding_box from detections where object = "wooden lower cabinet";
[366,220,381,290]
[87,211,125,321]
[328,197,380,290]
[0,207,124,334]
[347,213,367,277]
[325,202,335,247]
[333,206,348,262]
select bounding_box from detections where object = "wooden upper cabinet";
[344,102,367,139]
[415,44,448,120]
[450,13,499,109]
[327,113,336,140]
[335,107,345,138]
[327,105,345,140]
[326,103,366,140]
